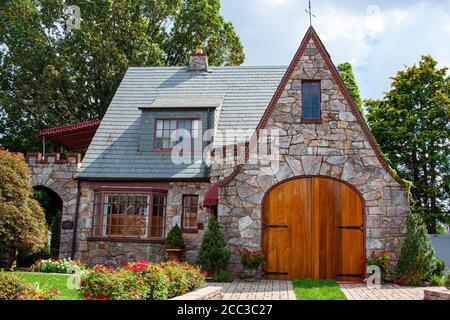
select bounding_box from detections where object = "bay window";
[92,192,166,240]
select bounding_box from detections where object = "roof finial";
[305,0,316,27]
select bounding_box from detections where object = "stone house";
[34,27,408,280]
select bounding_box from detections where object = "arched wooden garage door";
[262,177,364,280]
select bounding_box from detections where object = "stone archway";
[32,186,63,258]
[27,153,81,258]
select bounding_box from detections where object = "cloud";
[220,0,450,99]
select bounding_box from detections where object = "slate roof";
[78,66,287,179]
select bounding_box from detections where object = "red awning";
[203,184,219,206]
[39,120,101,149]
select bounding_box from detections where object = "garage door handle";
[263,224,288,229]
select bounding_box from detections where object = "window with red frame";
[92,193,166,239]
[182,195,199,232]
[154,119,200,151]
[302,80,321,120]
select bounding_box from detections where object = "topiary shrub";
[397,209,436,284]
[0,151,48,268]
[0,271,34,300]
[165,224,185,249]
[196,216,230,276]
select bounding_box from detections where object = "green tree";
[366,56,450,233]
[397,205,436,284]
[338,62,363,113]
[0,151,48,268]
[196,216,230,276]
[0,0,244,152]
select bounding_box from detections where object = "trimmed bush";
[30,258,84,274]
[397,210,436,284]
[79,260,205,300]
[213,270,231,282]
[165,225,185,249]
[445,273,450,290]
[429,274,444,286]
[430,258,445,278]
[0,271,34,300]
[196,216,230,276]
[0,151,48,267]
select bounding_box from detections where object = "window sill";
[87,237,164,244]
[182,229,199,234]
[301,118,322,124]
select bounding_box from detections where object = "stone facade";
[22,29,409,276]
[213,33,409,274]
[73,180,211,266]
[27,153,81,258]
[24,151,212,266]
[166,181,212,263]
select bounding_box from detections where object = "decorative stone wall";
[214,34,409,275]
[27,153,81,258]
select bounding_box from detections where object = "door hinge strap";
[263,224,288,229]
[337,273,365,278]
[263,270,289,276]
[337,224,364,232]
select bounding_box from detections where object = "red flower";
[203,271,208,277]
[374,258,380,263]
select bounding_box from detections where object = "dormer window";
[302,80,321,122]
[154,118,200,151]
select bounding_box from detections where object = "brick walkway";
[208,280,297,300]
[207,280,441,300]
[339,283,442,300]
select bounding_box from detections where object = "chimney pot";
[189,49,208,72]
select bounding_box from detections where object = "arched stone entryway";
[27,153,81,258]
[31,186,63,259]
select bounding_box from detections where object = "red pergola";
[39,120,101,149]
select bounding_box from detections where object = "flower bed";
[80,260,206,300]
[30,258,84,274]
[18,289,60,300]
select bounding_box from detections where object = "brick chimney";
[189,48,208,72]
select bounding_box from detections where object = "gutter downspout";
[71,179,81,260]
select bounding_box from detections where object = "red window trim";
[301,80,322,123]
[153,118,201,152]
[181,194,199,233]
[92,191,167,241]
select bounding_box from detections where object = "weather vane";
[305,0,316,26]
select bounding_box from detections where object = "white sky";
[220,0,450,99]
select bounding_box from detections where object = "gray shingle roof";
[78,66,287,179]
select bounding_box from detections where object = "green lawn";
[292,279,347,300]
[11,272,81,300]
